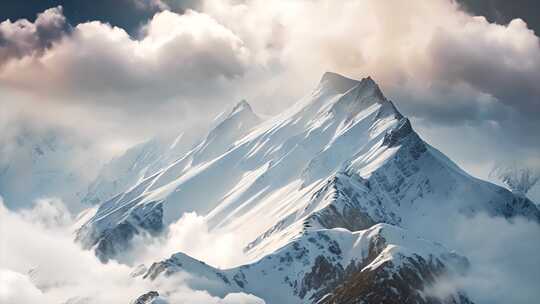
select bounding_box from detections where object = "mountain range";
[70,72,539,303]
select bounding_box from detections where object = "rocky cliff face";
[319,258,473,304]
[131,291,160,304]
[76,200,163,262]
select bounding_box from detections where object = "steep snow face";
[82,128,205,206]
[76,72,540,263]
[140,224,471,304]
[83,99,262,208]
[191,99,261,165]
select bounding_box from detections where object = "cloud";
[458,0,540,36]
[0,270,45,304]
[0,7,254,210]
[393,192,540,304]
[0,6,67,66]
[424,214,540,304]
[459,215,540,304]
[124,212,247,268]
[427,17,540,118]
[0,9,249,103]
[0,117,104,210]
[3,197,537,304]
[203,0,540,121]
[0,197,264,303]
[0,7,253,178]
[0,197,145,302]
[18,198,73,228]
[1,3,539,302]
[132,0,202,12]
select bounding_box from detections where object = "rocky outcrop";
[319,257,473,304]
[76,201,164,262]
[304,173,399,232]
[131,291,159,304]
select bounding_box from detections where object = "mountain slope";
[81,125,207,206]
[75,100,262,261]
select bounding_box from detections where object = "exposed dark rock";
[305,174,400,232]
[318,257,474,304]
[299,255,344,299]
[383,118,413,147]
[315,235,472,304]
[131,291,159,304]
[77,201,164,263]
[309,203,377,232]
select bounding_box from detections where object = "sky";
[0,0,539,203]
[1,1,539,35]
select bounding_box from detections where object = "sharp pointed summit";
[190,99,260,165]
[318,72,383,97]
[316,72,388,114]
[217,99,260,133]
[230,99,255,117]
[319,71,360,93]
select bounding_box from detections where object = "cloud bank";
[2,198,539,303]
[122,212,247,268]
[0,6,252,162]
[0,197,264,303]
[424,214,540,304]
[0,8,250,108]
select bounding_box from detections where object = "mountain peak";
[316,72,389,119]
[191,99,261,164]
[208,99,260,141]
[318,72,384,98]
[319,72,360,94]
[230,99,253,116]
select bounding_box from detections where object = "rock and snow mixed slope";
[135,224,471,304]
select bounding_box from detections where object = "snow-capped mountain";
[74,72,539,303]
[76,72,539,263]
